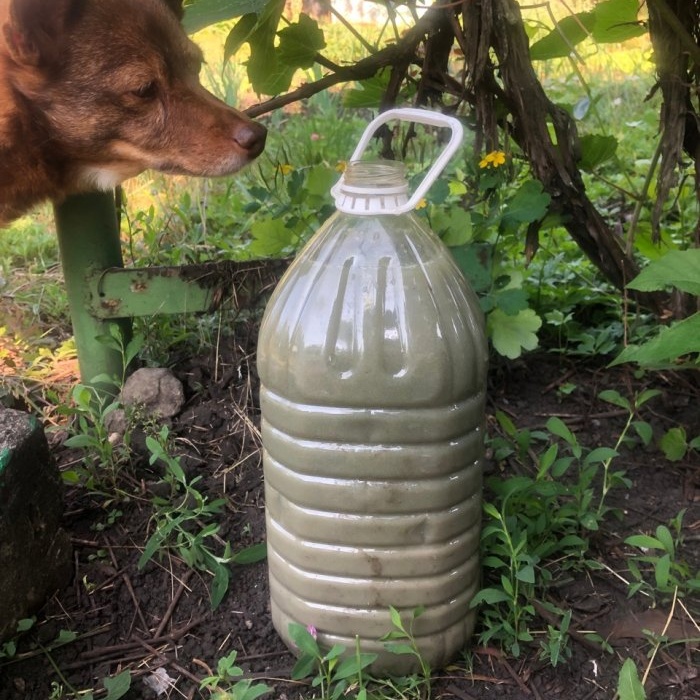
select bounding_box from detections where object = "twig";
[245,2,446,119]
[66,617,204,666]
[498,656,531,695]
[137,639,202,685]
[154,570,193,639]
[105,538,149,633]
[641,586,678,686]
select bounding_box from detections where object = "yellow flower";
[277,163,294,175]
[479,150,507,169]
[415,198,428,210]
[335,160,347,173]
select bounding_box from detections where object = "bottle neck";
[333,161,410,215]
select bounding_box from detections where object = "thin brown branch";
[245,2,448,118]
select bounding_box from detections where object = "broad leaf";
[343,71,391,108]
[451,245,492,293]
[592,0,646,44]
[247,48,296,95]
[183,0,268,34]
[495,288,529,316]
[287,622,320,658]
[488,308,542,359]
[501,180,551,228]
[277,14,326,69]
[103,671,131,700]
[434,207,473,246]
[612,313,700,367]
[659,427,688,461]
[627,249,700,295]
[225,13,259,60]
[247,217,297,257]
[232,542,268,564]
[529,12,596,60]
[617,658,646,700]
[578,134,618,170]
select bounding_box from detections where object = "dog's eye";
[132,81,158,99]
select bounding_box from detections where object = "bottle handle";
[331,108,464,215]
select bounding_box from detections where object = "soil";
[1,316,699,700]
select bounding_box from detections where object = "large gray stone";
[120,367,185,419]
[0,408,72,641]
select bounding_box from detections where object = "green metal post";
[54,192,131,395]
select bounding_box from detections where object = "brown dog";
[0,0,266,227]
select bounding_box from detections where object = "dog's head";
[1,0,266,190]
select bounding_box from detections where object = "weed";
[199,649,271,699]
[59,381,130,490]
[536,605,572,667]
[290,622,377,699]
[474,388,659,657]
[139,425,266,609]
[624,510,700,601]
[288,606,434,700]
[0,617,35,660]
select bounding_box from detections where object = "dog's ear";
[2,0,82,66]
[161,0,185,21]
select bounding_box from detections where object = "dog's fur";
[0,0,266,226]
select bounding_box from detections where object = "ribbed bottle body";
[257,209,487,673]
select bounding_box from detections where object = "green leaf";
[612,314,700,367]
[389,605,404,631]
[659,427,688,462]
[598,389,630,410]
[210,564,230,610]
[247,216,297,257]
[529,12,596,60]
[333,653,378,679]
[343,71,390,109]
[625,534,662,550]
[502,180,551,227]
[633,421,653,446]
[16,618,35,632]
[546,416,576,445]
[232,542,267,564]
[247,48,296,95]
[291,653,317,680]
[617,657,646,699]
[516,565,535,584]
[434,207,473,246]
[495,288,529,316]
[103,670,131,700]
[305,165,338,198]
[584,447,619,465]
[592,0,646,44]
[183,0,269,34]
[578,134,618,170]
[627,250,700,295]
[240,683,272,700]
[384,642,415,656]
[277,14,326,69]
[224,13,259,60]
[470,587,511,606]
[451,245,492,293]
[288,622,320,658]
[654,525,675,556]
[487,308,542,359]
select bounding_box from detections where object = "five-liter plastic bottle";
[257,109,488,674]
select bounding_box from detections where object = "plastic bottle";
[257,109,488,674]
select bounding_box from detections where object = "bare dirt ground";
[1,320,698,700]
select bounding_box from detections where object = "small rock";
[120,368,185,419]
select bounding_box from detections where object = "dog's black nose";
[234,121,267,158]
